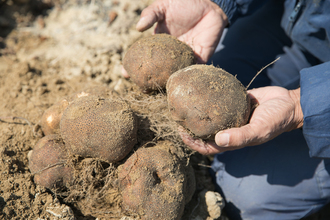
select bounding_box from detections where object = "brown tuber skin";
[28,134,73,190]
[60,95,138,163]
[166,64,251,140]
[118,141,195,220]
[41,99,69,136]
[40,85,116,136]
[123,34,195,93]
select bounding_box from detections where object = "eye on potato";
[123,34,195,93]
[166,64,251,140]
[60,95,138,163]
[28,134,72,190]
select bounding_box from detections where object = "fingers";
[178,126,225,155]
[136,3,164,32]
[154,22,170,34]
[136,16,155,32]
[215,124,264,148]
[121,66,130,79]
[192,51,207,64]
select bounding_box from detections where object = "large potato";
[118,141,195,220]
[166,64,251,139]
[123,34,195,93]
[60,95,138,163]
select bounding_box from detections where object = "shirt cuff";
[300,61,330,158]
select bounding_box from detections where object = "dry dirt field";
[0,0,226,219]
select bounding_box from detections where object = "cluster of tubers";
[28,85,195,219]
[29,86,138,186]
[28,33,251,219]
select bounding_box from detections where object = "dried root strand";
[0,116,33,127]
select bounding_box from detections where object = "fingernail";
[136,17,146,30]
[121,66,130,78]
[216,132,230,147]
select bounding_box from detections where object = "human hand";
[179,86,304,155]
[121,66,130,79]
[135,0,228,63]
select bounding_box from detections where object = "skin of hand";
[121,0,229,78]
[136,0,228,63]
[179,86,304,155]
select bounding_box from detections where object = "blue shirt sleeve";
[300,61,330,158]
[211,0,269,24]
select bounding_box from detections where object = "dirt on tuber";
[40,85,116,136]
[166,64,251,140]
[118,141,195,220]
[123,34,195,93]
[60,95,138,163]
[28,134,73,190]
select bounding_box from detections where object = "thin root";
[0,116,33,127]
[246,57,280,90]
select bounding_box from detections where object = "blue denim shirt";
[212,0,330,158]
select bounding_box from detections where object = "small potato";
[166,64,251,139]
[40,85,115,136]
[123,34,195,93]
[60,95,138,163]
[41,99,70,136]
[28,134,72,190]
[118,141,195,220]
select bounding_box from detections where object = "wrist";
[209,0,235,25]
[289,88,304,130]
[209,0,229,27]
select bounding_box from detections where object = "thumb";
[136,5,164,32]
[215,124,259,148]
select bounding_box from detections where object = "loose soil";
[0,0,219,219]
